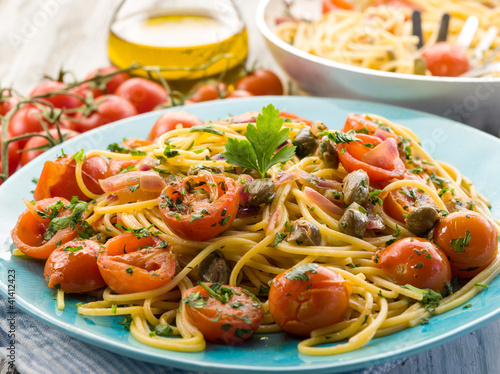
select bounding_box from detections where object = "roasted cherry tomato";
[374,237,452,292]
[322,0,354,13]
[21,128,80,166]
[185,82,227,104]
[422,42,470,77]
[81,66,130,98]
[269,264,352,337]
[44,239,106,293]
[97,232,176,294]
[434,211,498,278]
[72,95,137,133]
[225,90,254,99]
[383,186,436,223]
[158,174,239,241]
[343,114,398,142]
[11,197,80,259]
[234,69,283,96]
[148,110,203,141]
[183,283,264,344]
[30,81,83,110]
[34,155,112,201]
[0,89,20,116]
[115,77,168,114]
[336,133,405,182]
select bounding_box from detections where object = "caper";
[318,136,339,169]
[293,128,319,159]
[338,202,369,238]
[405,205,440,236]
[287,219,322,246]
[198,251,229,284]
[343,170,369,206]
[247,178,275,207]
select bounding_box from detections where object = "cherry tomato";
[383,186,436,223]
[434,211,498,278]
[322,0,354,13]
[336,133,405,182]
[0,90,20,116]
[81,66,130,98]
[0,131,20,178]
[158,174,239,241]
[374,237,452,292]
[30,81,83,110]
[11,197,80,259]
[148,111,203,141]
[72,95,137,133]
[115,78,168,114]
[422,42,470,77]
[21,128,80,166]
[186,82,227,103]
[279,111,313,126]
[225,90,254,99]
[97,232,176,294]
[269,264,352,337]
[34,155,112,201]
[234,69,283,96]
[343,114,398,142]
[183,283,264,344]
[44,239,106,293]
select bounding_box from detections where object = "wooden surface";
[1,1,500,373]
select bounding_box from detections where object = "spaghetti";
[11,105,500,355]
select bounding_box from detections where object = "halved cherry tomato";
[21,128,80,166]
[336,134,405,182]
[183,283,264,344]
[81,66,130,98]
[279,111,313,126]
[422,42,470,77]
[115,77,168,114]
[383,186,437,223]
[11,197,80,259]
[148,111,203,141]
[374,237,452,292]
[225,90,254,99]
[30,81,83,110]
[185,82,227,104]
[0,89,20,116]
[34,155,112,201]
[72,95,137,133]
[158,174,239,241]
[322,0,354,13]
[44,239,106,293]
[97,232,176,294]
[434,211,498,278]
[343,114,398,142]
[269,264,352,337]
[234,69,283,96]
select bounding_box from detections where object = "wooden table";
[1,1,500,373]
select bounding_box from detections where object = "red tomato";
[269,264,352,337]
[0,90,20,116]
[97,232,176,294]
[186,82,227,103]
[72,95,137,133]
[0,131,20,178]
[434,211,498,278]
[343,114,398,142]
[147,111,203,141]
[383,186,437,223]
[374,238,452,292]
[336,133,405,182]
[30,81,83,110]
[158,174,239,241]
[322,0,354,13]
[225,90,254,99]
[34,155,112,201]
[44,239,106,293]
[115,78,168,114]
[422,42,470,77]
[81,66,130,98]
[279,111,313,126]
[234,69,283,96]
[183,283,264,344]
[11,197,80,259]
[21,128,80,166]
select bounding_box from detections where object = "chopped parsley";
[272,232,287,247]
[284,263,318,281]
[450,230,471,253]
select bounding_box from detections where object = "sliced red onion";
[107,194,118,203]
[232,111,260,124]
[361,138,399,170]
[138,156,158,171]
[373,128,389,141]
[212,153,227,161]
[277,140,290,151]
[236,174,253,208]
[304,187,344,216]
[274,172,295,186]
[140,171,167,192]
[295,169,343,190]
[266,205,283,235]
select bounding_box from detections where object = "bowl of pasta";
[257,0,500,135]
[1,96,500,373]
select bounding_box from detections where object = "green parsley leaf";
[71,149,86,162]
[272,232,287,247]
[402,284,442,311]
[154,324,174,337]
[182,291,206,308]
[320,129,360,144]
[284,263,318,281]
[189,125,224,136]
[64,245,83,253]
[450,230,471,253]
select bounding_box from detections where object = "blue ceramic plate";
[1,97,500,373]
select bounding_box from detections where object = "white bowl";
[256,0,500,135]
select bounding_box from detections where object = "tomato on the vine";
[322,0,354,13]
[148,111,203,141]
[433,211,498,278]
[225,90,253,99]
[30,81,83,110]
[269,264,352,337]
[374,237,452,292]
[21,128,80,166]
[185,82,227,104]
[115,77,168,114]
[81,66,130,98]
[183,283,264,344]
[72,95,137,133]
[44,239,106,293]
[234,69,283,96]
[97,232,176,294]
[158,174,239,241]
[422,42,470,77]
[0,90,20,116]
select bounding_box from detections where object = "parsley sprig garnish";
[223,104,296,178]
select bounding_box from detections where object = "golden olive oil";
[108,10,248,80]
